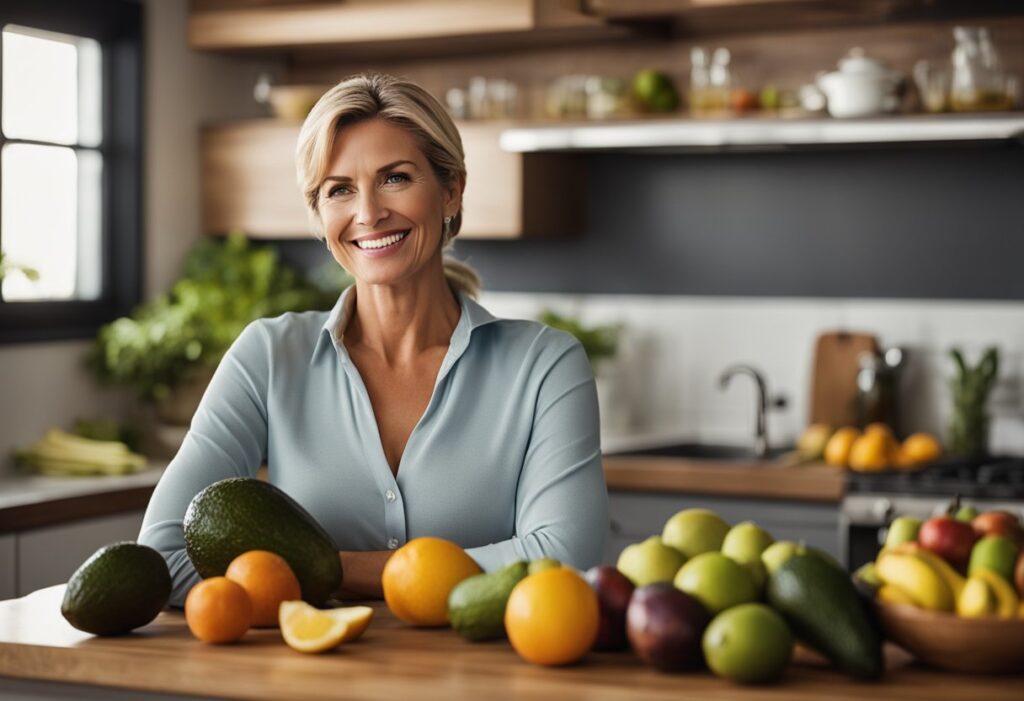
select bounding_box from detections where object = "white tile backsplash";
[478,292,1024,454]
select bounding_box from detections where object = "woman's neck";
[345,272,461,366]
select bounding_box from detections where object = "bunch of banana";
[957,568,1021,619]
[875,542,1023,618]
[16,429,147,476]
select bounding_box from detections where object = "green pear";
[955,505,979,522]
[722,522,774,563]
[883,516,922,550]
[662,508,730,560]
[616,535,687,587]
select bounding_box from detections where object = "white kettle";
[817,48,903,118]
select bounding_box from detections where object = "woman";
[139,74,607,605]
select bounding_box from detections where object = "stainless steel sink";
[609,442,791,462]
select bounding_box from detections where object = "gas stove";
[844,455,1024,500]
[840,455,1024,570]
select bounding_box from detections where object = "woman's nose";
[355,189,389,227]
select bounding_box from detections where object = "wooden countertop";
[603,456,845,503]
[2,585,1021,701]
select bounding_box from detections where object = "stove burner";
[844,455,1024,499]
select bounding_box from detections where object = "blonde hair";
[296,73,481,299]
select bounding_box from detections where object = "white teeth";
[355,231,409,250]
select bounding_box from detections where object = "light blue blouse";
[138,286,608,606]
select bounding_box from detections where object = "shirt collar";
[312,285,499,364]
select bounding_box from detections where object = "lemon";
[279,601,374,653]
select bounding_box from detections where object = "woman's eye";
[327,185,350,198]
[384,172,410,185]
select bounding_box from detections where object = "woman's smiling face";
[318,118,461,288]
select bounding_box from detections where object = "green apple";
[968,535,1020,582]
[616,535,687,587]
[761,541,841,575]
[955,505,979,522]
[674,552,758,615]
[662,509,730,560]
[883,516,922,550]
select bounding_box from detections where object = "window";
[0,0,141,343]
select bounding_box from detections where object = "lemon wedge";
[279,601,374,653]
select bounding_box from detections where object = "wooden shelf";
[499,112,1024,152]
[200,120,585,240]
[189,0,634,56]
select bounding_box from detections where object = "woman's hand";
[335,550,394,600]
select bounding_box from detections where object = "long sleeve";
[466,337,608,572]
[138,321,270,607]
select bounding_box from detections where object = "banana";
[971,568,1020,618]
[911,548,967,600]
[882,542,967,600]
[43,429,132,456]
[877,583,917,606]
[876,552,954,611]
[957,577,998,618]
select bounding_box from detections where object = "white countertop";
[0,462,169,511]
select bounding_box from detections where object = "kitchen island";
[1,585,1020,701]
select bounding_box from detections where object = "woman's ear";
[443,174,465,219]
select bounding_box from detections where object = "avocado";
[183,477,341,605]
[61,542,171,636]
[448,561,528,641]
[766,554,883,680]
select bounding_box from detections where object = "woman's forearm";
[335,550,393,600]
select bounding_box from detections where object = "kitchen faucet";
[718,364,780,458]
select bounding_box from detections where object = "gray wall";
[451,144,1024,300]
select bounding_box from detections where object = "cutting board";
[809,331,879,429]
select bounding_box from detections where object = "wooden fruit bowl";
[875,600,1024,674]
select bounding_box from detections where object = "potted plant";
[87,232,349,431]
[948,346,999,458]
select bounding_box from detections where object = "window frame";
[0,0,142,344]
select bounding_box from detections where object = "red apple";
[972,510,1024,547]
[584,565,635,651]
[918,515,979,571]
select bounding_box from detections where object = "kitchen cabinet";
[189,0,630,56]
[0,537,14,601]
[202,120,585,239]
[14,511,145,597]
[606,490,840,565]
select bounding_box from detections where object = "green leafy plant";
[949,346,999,457]
[87,232,349,401]
[0,250,39,283]
[538,309,622,367]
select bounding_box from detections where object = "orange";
[504,568,599,666]
[185,577,252,644]
[824,427,861,467]
[848,431,897,472]
[381,537,482,627]
[225,550,302,628]
[897,432,942,468]
[279,602,374,653]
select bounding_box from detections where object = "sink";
[608,442,791,462]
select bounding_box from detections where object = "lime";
[662,509,730,559]
[703,603,793,683]
[674,552,758,615]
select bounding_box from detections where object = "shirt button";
[387,537,400,550]
[385,489,397,503]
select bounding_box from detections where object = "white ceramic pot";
[818,48,902,118]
